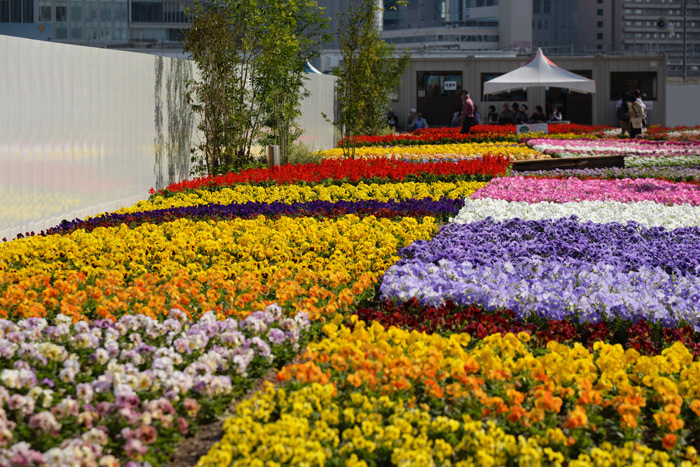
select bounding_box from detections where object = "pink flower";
[28,412,61,434]
[177,416,188,434]
[124,438,148,459]
[135,425,158,445]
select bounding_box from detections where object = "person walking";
[616,93,631,137]
[459,90,475,134]
[627,93,645,138]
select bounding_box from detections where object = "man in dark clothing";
[459,90,475,134]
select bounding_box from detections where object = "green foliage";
[185,0,328,176]
[287,141,323,165]
[334,0,410,158]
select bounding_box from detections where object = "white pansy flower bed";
[451,198,700,230]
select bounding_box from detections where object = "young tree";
[335,0,410,158]
[185,0,327,175]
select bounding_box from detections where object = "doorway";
[416,71,463,127]
[545,70,593,124]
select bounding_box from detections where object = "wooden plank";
[512,155,625,172]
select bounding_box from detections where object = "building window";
[543,0,551,14]
[0,0,34,22]
[610,71,657,100]
[417,71,463,99]
[597,20,603,27]
[597,8,603,15]
[597,32,603,39]
[482,73,527,101]
[131,2,163,22]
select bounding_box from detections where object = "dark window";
[597,8,603,16]
[597,20,603,27]
[55,4,66,20]
[543,0,550,14]
[39,5,50,20]
[482,73,527,101]
[610,71,658,100]
[597,32,603,39]
[168,27,186,41]
[131,2,163,22]
[417,71,463,98]
[0,0,33,22]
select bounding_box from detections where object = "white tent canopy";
[483,48,596,95]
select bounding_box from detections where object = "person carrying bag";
[628,95,645,138]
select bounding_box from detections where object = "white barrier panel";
[1,36,336,241]
[666,83,700,128]
[298,73,338,151]
[0,36,198,240]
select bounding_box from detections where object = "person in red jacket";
[459,90,475,134]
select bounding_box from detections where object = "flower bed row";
[155,157,509,195]
[519,166,700,183]
[198,318,700,466]
[338,124,610,147]
[526,138,700,160]
[471,176,700,205]
[354,299,700,356]
[316,142,546,162]
[380,216,700,329]
[0,215,437,322]
[43,199,466,236]
[0,306,309,466]
[112,181,486,216]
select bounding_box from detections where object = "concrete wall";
[1,36,336,241]
[666,84,700,127]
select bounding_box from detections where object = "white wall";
[666,84,700,127]
[1,36,197,241]
[1,36,336,241]
[298,72,337,151]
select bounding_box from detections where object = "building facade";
[390,54,666,128]
[0,0,191,47]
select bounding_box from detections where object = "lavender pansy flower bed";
[0,305,309,466]
[379,218,700,329]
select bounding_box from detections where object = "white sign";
[444,81,457,91]
[516,123,549,134]
[531,123,549,133]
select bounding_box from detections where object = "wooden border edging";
[512,155,625,172]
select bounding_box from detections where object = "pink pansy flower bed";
[471,176,700,205]
[527,138,700,159]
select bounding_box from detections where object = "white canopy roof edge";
[483,48,596,95]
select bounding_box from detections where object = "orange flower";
[662,433,678,450]
[565,406,588,429]
[690,399,700,416]
[507,405,527,423]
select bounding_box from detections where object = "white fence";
[666,83,700,127]
[1,35,337,241]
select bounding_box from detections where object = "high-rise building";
[0,0,191,47]
[532,0,577,53]
[316,0,531,57]
[578,0,700,77]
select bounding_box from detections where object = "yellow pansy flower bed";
[317,142,548,162]
[0,216,437,322]
[104,181,487,215]
[199,319,700,466]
